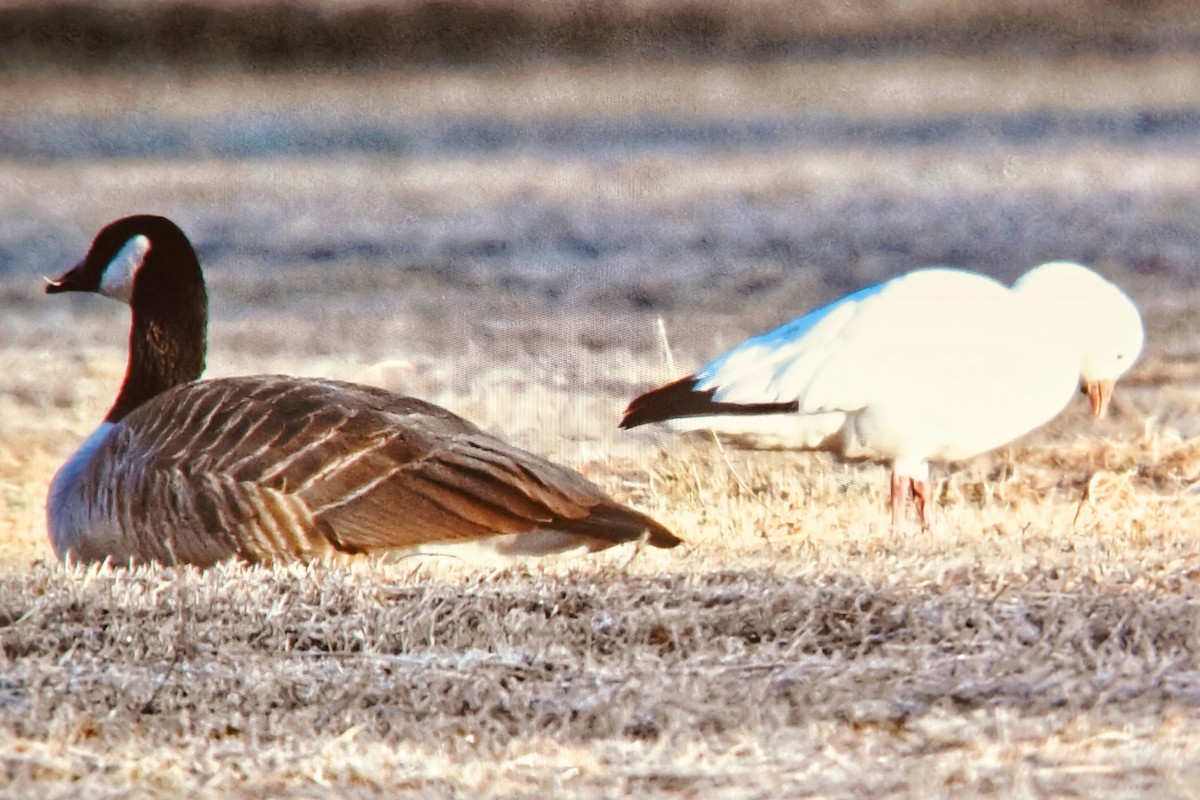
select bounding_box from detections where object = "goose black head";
[48,215,209,422]
[46,215,204,308]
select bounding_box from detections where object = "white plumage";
[622,262,1145,532]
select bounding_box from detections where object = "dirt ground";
[2,55,1200,797]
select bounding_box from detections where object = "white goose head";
[1013,261,1144,419]
[46,215,208,422]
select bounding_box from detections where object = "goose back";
[50,375,678,567]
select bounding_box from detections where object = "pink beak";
[1084,379,1114,420]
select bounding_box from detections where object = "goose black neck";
[105,242,208,423]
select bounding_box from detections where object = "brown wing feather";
[112,375,679,562]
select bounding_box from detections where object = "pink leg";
[890,472,911,534]
[912,478,934,532]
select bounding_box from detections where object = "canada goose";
[46,214,680,567]
[622,263,1144,533]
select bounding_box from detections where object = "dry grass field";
[2,53,1200,797]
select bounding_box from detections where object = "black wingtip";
[621,375,800,429]
[620,376,704,429]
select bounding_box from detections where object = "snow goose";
[46,214,680,567]
[621,262,1144,533]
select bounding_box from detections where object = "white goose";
[46,214,680,567]
[621,263,1145,532]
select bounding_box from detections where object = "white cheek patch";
[98,234,151,304]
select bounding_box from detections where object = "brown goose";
[46,215,680,567]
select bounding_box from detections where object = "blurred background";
[3,2,1199,317]
[0,0,1197,461]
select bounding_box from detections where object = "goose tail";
[560,500,682,549]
